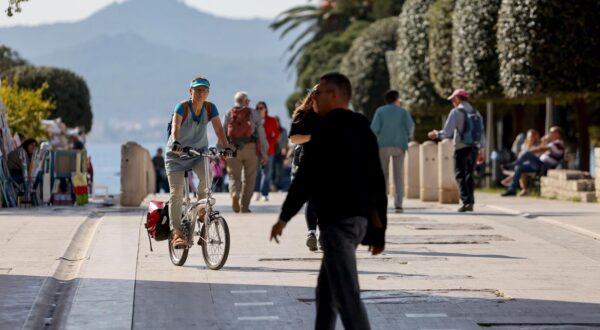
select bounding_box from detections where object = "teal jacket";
[370,104,415,150]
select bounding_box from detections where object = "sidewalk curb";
[22,210,104,329]
[484,204,600,241]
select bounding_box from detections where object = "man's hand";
[368,245,384,256]
[477,149,485,164]
[270,221,286,243]
[427,130,438,140]
[172,141,183,154]
[261,158,268,166]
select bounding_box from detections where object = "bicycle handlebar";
[181,146,236,159]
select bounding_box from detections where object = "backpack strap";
[204,102,213,121]
[181,100,190,123]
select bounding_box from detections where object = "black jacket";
[279,109,387,246]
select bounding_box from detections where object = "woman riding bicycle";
[167,76,230,248]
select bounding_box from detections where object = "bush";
[451,0,501,98]
[1,79,54,140]
[296,20,370,90]
[2,66,93,132]
[427,0,455,98]
[0,45,27,74]
[497,0,600,98]
[341,17,399,119]
[371,0,405,20]
[392,0,442,115]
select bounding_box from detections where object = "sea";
[86,142,166,195]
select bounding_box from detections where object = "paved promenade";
[1,192,600,329]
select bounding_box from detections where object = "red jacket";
[263,115,280,156]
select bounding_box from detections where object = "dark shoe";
[241,209,252,213]
[306,232,318,252]
[501,190,517,197]
[394,207,404,213]
[232,199,240,213]
[458,204,473,212]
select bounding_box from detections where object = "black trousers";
[454,146,478,205]
[305,200,318,231]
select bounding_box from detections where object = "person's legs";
[155,171,160,193]
[226,157,243,212]
[465,147,478,205]
[192,160,208,201]
[379,148,391,196]
[315,256,338,330]
[240,143,258,212]
[454,148,470,205]
[507,162,536,193]
[260,155,275,197]
[167,171,184,232]
[306,200,318,232]
[318,217,371,330]
[392,148,405,209]
[254,160,262,193]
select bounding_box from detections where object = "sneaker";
[261,196,269,202]
[232,199,240,213]
[254,192,261,201]
[241,209,252,213]
[501,190,517,197]
[458,204,473,212]
[306,232,318,252]
[394,207,403,213]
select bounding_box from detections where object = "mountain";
[0,0,295,143]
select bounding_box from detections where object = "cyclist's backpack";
[457,107,483,146]
[167,101,213,139]
[145,201,171,251]
[227,107,253,145]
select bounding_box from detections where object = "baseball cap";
[190,78,210,89]
[447,89,469,100]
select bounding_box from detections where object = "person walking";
[289,86,322,251]
[370,90,415,213]
[166,76,230,248]
[253,101,280,202]
[271,73,387,330]
[152,148,169,193]
[428,89,485,212]
[272,116,289,191]
[224,91,267,213]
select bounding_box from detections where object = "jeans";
[509,151,544,192]
[454,146,478,205]
[254,155,275,197]
[316,217,370,330]
[379,147,405,208]
[306,200,318,231]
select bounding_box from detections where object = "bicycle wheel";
[168,233,189,266]
[201,216,230,270]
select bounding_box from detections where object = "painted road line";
[237,316,279,321]
[406,313,448,318]
[234,302,274,307]
[231,290,268,294]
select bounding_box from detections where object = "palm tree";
[6,0,28,16]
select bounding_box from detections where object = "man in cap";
[428,89,485,212]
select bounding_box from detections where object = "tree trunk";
[574,98,590,171]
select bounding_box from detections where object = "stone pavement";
[1,192,600,329]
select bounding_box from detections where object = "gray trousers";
[379,147,405,208]
[226,143,258,212]
[167,160,207,231]
[316,217,370,330]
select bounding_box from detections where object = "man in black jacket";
[270,72,387,330]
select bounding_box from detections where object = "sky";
[0,0,310,27]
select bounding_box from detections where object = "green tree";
[6,0,28,16]
[427,0,455,98]
[2,66,93,132]
[341,17,399,119]
[296,20,370,90]
[0,45,28,74]
[371,0,405,19]
[391,0,441,115]
[451,0,501,98]
[1,79,54,140]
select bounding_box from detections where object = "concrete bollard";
[121,142,154,206]
[438,139,459,204]
[404,141,420,198]
[419,141,438,201]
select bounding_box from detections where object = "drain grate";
[387,234,513,244]
[299,289,511,304]
[388,217,438,223]
[398,223,493,230]
[478,324,600,329]
[377,274,473,280]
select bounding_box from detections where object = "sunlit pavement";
[2,192,600,329]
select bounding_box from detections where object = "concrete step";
[541,177,595,192]
[541,186,597,203]
[546,169,591,181]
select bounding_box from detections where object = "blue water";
[86,142,165,195]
